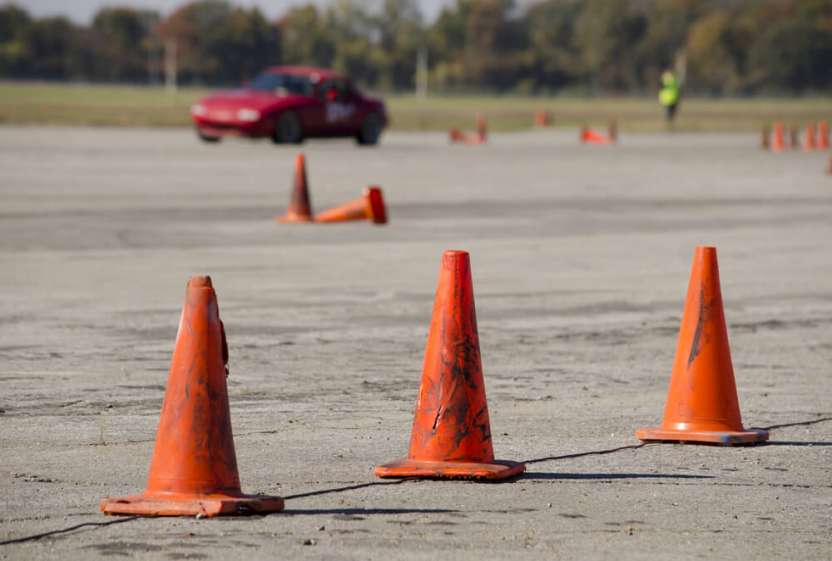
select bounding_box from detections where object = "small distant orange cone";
[315,186,387,225]
[375,251,525,480]
[804,123,816,152]
[818,120,830,149]
[276,152,313,223]
[475,114,487,143]
[608,119,618,144]
[534,110,553,127]
[761,125,770,150]
[636,247,769,446]
[101,277,284,516]
[771,122,785,152]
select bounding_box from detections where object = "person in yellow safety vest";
[659,70,681,122]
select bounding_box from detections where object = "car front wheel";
[197,129,221,143]
[356,113,383,146]
[273,111,303,144]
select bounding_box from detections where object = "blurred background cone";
[315,186,387,224]
[100,276,284,516]
[804,123,816,152]
[375,250,525,480]
[276,152,313,223]
[771,122,785,152]
[635,247,769,446]
[817,120,829,149]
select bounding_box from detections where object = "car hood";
[197,89,302,112]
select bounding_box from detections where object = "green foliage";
[0,0,829,94]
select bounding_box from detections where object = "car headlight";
[237,108,260,122]
[190,104,207,117]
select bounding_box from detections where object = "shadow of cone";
[276,152,313,223]
[314,186,387,225]
[635,247,769,446]
[100,277,284,516]
[375,251,525,480]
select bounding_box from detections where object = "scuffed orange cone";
[636,247,768,446]
[276,152,313,223]
[101,277,284,516]
[771,122,785,152]
[315,186,387,225]
[818,120,829,149]
[375,251,525,480]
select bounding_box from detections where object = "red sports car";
[190,66,388,146]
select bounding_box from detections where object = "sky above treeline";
[14,0,454,23]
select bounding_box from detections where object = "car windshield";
[249,72,313,96]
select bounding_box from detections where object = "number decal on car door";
[325,102,356,123]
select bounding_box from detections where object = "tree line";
[0,0,830,95]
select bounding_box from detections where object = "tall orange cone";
[818,120,829,149]
[375,251,525,480]
[636,247,768,446]
[804,123,816,152]
[276,152,313,223]
[771,122,785,152]
[314,186,387,225]
[101,277,284,516]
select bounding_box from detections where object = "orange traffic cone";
[761,125,770,150]
[449,128,465,143]
[534,110,553,127]
[276,152,313,223]
[475,114,488,144]
[771,122,785,152]
[635,247,769,446]
[375,251,525,480]
[314,186,387,225]
[818,120,829,149]
[804,123,816,152]
[100,277,284,516]
[608,118,618,144]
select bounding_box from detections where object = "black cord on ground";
[0,516,140,546]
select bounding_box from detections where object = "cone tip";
[442,250,470,269]
[188,275,213,289]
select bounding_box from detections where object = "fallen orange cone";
[449,115,487,145]
[276,152,313,223]
[375,250,525,480]
[635,247,768,446]
[580,125,612,145]
[100,277,284,516]
[315,186,387,224]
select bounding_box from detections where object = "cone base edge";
[275,214,313,224]
[635,427,769,446]
[100,493,284,517]
[374,458,525,481]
